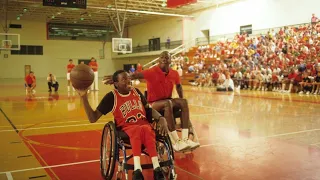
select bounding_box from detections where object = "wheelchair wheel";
[157,136,175,177]
[100,122,117,180]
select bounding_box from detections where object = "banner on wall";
[240,24,252,35]
[167,0,197,8]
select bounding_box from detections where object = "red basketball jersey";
[67,64,75,73]
[111,88,148,128]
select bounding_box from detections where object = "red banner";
[167,0,197,8]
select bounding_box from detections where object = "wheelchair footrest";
[124,160,173,170]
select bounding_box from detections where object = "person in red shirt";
[137,63,142,73]
[67,59,75,92]
[76,70,167,180]
[25,71,36,94]
[88,57,99,91]
[131,51,199,152]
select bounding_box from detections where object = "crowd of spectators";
[173,14,320,94]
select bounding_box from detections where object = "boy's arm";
[78,91,114,123]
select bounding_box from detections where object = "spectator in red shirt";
[25,71,36,94]
[281,68,296,93]
[137,63,142,73]
[89,57,99,91]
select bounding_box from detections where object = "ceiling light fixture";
[80,17,84,21]
[90,6,193,17]
[52,15,55,19]
[23,8,27,12]
[17,16,20,20]
[14,1,193,18]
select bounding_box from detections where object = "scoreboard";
[43,0,87,9]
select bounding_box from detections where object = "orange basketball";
[70,64,94,90]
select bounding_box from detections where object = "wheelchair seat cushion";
[158,107,181,118]
[116,129,131,144]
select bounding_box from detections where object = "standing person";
[47,73,59,92]
[89,57,99,91]
[137,63,143,73]
[166,37,171,49]
[129,65,136,74]
[311,13,318,25]
[25,71,36,94]
[76,70,167,180]
[67,59,75,92]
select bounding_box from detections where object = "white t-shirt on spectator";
[177,68,183,77]
[223,78,234,90]
[219,73,226,81]
[265,74,272,82]
[234,72,243,79]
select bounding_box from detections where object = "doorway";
[201,29,210,44]
[78,59,91,65]
[148,38,160,51]
[123,64,136,73]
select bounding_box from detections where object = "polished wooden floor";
[1,78,320,180]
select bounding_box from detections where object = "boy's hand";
[75,88,88,97]
[157,117,169,136]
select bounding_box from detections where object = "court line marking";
[0,114,220,132]
[310,142,320,146]
[0,120,89,128]
[25,141,60,180]
[29,175,47,179]
[6,172,13,180]
[189,104,239,113]
[175,166,204,180]
[184,89,320,105]
[0,160,100,174]
[0,107,18,133]
[0,122,108,133]
[0,117,113,128]
[1,129,319,176]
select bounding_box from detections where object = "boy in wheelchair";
[103,51,200,152]
[77,70,168,180]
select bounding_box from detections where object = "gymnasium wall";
[128,17,183,47]
[129,0,320,43]
[0,19,116,79]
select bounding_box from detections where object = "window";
[11,45,43,55]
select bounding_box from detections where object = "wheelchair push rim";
[100,122,117,180]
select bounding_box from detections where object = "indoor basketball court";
[1,0,320,180]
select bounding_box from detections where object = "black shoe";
[132,169,144,180]
[153,167,165,180]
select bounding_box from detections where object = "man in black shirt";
[299,71,312,95]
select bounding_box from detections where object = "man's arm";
[81,94,103,123]
[176,84,183,98]
[130,72,144,80]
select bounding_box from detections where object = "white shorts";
[67,73,70,80]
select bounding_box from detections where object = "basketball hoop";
[121,50,127,55]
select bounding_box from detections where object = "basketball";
[70,64,94,90]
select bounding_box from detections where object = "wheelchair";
[144,91,200,150]
[100,108,177,180]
